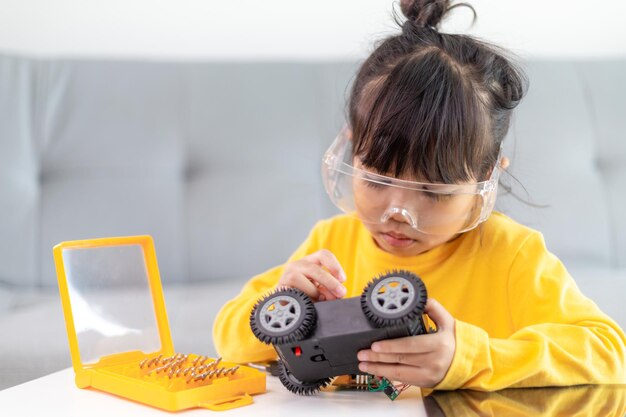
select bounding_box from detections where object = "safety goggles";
[321,128,502,235]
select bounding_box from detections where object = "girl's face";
[352,159,489,257]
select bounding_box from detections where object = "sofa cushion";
[496,62,613,268]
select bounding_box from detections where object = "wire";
[396,383,412,393]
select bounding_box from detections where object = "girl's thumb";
[424,298,453,331]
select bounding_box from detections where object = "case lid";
[53,236,174,372]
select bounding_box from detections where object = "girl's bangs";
[351,51,493,184]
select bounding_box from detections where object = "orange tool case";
[53,235,265,411]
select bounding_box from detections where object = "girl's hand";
[357,299,456,387]
[276,250,347,302]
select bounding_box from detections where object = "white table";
[0,368,427,417]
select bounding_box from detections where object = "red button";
[294,346,302,357]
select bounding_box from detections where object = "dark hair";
[349,0,527,183]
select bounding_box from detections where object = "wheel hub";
[259,295,302,333]
[371,277,415,315]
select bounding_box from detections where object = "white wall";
[0,0,625,60]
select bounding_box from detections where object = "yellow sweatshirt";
[212,212,626,390]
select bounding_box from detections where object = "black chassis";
[275,296,426,382]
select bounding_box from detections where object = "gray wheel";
[361,270,427,327]
[250,288,316,345]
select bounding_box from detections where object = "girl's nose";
[380,207,418,229]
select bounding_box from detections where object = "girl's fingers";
[316,284,336,301]
[279,250,347,301]
[369,333,441,354]
[424,298,454,331]
[357,349,431,366]
[301,263,347,298]
[286,272,320,300]
[278,263,336,301]
[357,362,441,388]
[306,250,347,283]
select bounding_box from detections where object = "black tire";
[250,287,316,345]
[277,360,331,395]
[360,270,428,327]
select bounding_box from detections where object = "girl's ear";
[484,156,509,180]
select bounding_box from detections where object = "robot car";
[249,270,431,394]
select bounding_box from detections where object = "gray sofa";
[1,54,624,390]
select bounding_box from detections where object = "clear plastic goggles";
[321,128,501,236]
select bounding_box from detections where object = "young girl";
[213,0,626,390]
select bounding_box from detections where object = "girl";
[213,0,626,390]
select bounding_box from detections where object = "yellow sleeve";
[436,233,626,390]
[212,220,327,363]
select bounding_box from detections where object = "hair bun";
[400,0,451,28]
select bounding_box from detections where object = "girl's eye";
[425,192,454,202]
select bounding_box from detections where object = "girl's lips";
[386,231,410,239]
[381,232,416,248]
